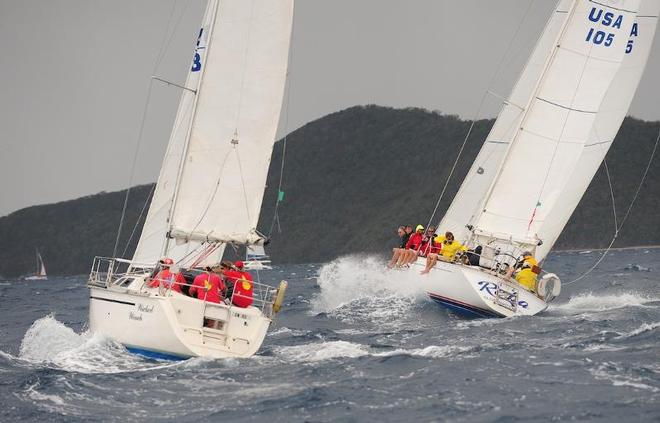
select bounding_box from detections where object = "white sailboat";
[412,0,658,317]
[24,249,48,281]
[87,0,294,359]
[244,245,273,270]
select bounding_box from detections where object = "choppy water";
[0,248,659,422]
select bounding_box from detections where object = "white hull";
[410,259,547,318]
[88,275,271,359]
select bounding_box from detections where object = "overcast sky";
[1,0,659,217]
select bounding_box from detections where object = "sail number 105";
[585,28,615,46]
[584,7,624,47]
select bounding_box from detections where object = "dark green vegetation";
[1,106,658,277]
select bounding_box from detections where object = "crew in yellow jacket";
[434,232,467,259]
[514,252,539,292]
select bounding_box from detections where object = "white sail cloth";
[439,0,573,243]
[461,0,645,260]
[535,0,659,259]
[133,0,294,265]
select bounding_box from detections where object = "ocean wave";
[550,292,658,314]
[275,340,369,362]
[274,340,469,363]
[615,321,660,340]
[17,315,183,374]
[373,344,469,359]
[590,362,660,393]
[311,255,427,323]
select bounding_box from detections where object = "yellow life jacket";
[434,235,467,259]
[515,255,539,291]
[515,268,537,291]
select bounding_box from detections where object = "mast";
[162,0,220,257]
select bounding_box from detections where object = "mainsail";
[440,0,655,261]
[439,0,573,243]
[536,0,659,259]
[133,0,294,266]
[36,250,46,277]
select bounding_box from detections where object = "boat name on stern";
[128,303,155,322]
[138,303,155,313]
[477,281,529,309]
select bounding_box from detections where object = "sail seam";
[584,139,613,147]
[588,0,637,14]
[536,97,598,114]
[557,45,626,64]
[521,127,590,145]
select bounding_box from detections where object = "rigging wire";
[423,0,535,231]
[112,79,156,258]
[113,0,192,258]
[120,182,157,258]
[564,124,660,286]
[267,7,297,238]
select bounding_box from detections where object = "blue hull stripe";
[125,346,189,361]
[428,293,501,319]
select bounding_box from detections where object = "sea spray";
[311,255,428,314]
[17,315,179,373]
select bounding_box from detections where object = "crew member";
[231,261,254,308]
[513,251,540,292]
[419,226,440,257]
[189,266,225,303]
[421,231,465,274]
[387,226,409,268]
[436,231,467,259]
[147,258,185,293]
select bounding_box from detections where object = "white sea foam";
[275,340,369,362]
[311,255,427,318]
[550,292,658,314]
[17,315,182,374]
[275,340,466,362]
[374,344,468,359]
[590,362,660,393]
[267,326,309,337]
[615,321,660,340]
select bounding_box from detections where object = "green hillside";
[1,106,658,277]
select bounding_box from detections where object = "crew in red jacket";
[405,225,424,251]
[189,267,225,303]
[231,261,254,308]
[418,226,441,257]
[148,258,185,293]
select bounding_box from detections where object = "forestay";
[439,0,573,243]
[471,0,643,259]
[133,0,294,265]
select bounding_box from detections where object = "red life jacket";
[419,237,441,257]
[148,269,184,293]
[406,232,423,250]
[189,272,225,303]
[232,271,254,308]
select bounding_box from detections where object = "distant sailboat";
[244,245,273,270]
[86,0,293,359]
[409,0,658,317]
[25,249,48,281]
